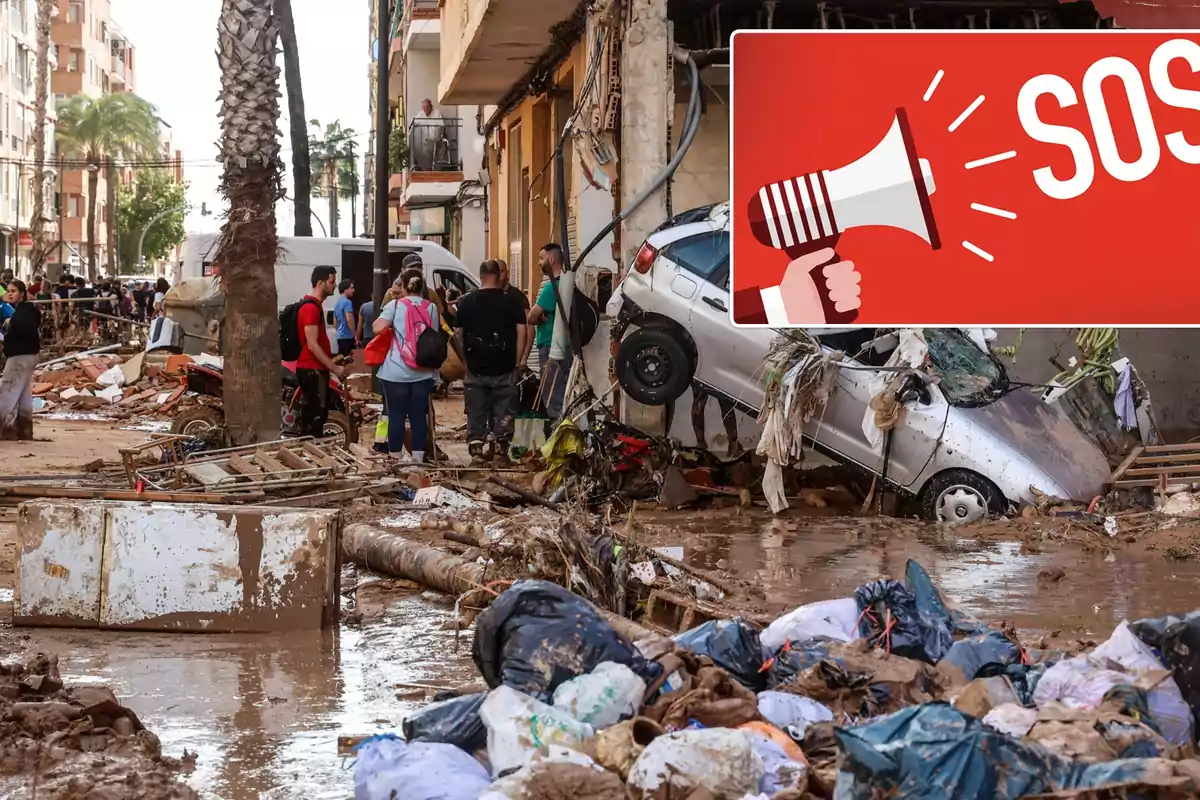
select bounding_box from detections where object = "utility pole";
[372,0,391,305]
[348,140,358,238]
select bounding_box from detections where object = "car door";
[688,245,774,413]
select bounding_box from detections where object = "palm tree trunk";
[106,159,118,276]
[275,0,312,237]
[217,0,284,446]
[29,0,53,274]
[328,159,339,238]
[86,163,99,282]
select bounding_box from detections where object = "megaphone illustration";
[746,108,940,325]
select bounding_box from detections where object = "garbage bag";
[628,727,764,799]
[764,638,834,689]
[743,728,808,795]
[985,662,1047,707]
[1130,609,1200,653]
[472,580,661,702]
[1090,621,1192,746]
[834,703,1068,799]
[402,692,487,752]
[760,597,859,656]
[941,631,1023,682]
[480,685,595,778]
[353,735,491,800]
[479,746,624,800]
[552,661,646,729]
[854,578,953,664]
[757,691,834,738]
[905,559,988,637]
[673,618,766,691]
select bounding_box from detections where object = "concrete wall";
[993,329,1200,443]
[459,202,487,270]
[670,86,730,214]
[405,49,443,126]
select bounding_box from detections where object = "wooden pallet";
[1108,444,1200,490]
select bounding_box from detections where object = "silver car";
[606,202,1112,522]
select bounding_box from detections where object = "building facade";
[0,0,57,277]
[51,0,135,275]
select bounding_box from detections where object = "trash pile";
[353,564,1200,799]
[32,346,192,419]
[0,653,198,798]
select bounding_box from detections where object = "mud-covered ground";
[6,419,1200,796]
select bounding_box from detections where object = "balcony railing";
[408,117,462,173]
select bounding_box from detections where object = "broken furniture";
[14,500,341,632]
[1109,443,1200,491]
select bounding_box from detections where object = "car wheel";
[616,326,694,406]
[171,406,225,438]
[920,469,1005,524]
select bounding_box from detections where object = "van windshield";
[924,328,1008,406]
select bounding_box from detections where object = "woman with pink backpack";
[371,268,446,463]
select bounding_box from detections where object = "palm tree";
[29,0,55,274]
[215,0,284,445]
[55,93,159,281]
[309,120,358,238]
[275,0,313,237]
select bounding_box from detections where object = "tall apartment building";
[50,0,135,275]
[0,0,57,277]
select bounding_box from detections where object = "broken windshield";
[924,328,1007,406]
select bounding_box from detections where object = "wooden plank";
[276,447,311,472]
[0,486,262,503]
[227,455,263,476]
[1115,478,1198,489]
[1123,464,1200,477]
[1139,444,1200,454]
[301,442,338,468]
[1109,446,1145,484]
[252,451,290,477]
[1127,452,1200,466]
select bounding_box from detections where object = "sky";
[110,0,372,237]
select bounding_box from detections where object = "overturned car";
[607,202,1111,522]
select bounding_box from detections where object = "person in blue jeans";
[333,280,357,357]
[372,268,439,463]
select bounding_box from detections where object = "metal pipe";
[135,204,185,269]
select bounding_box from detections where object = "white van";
[179,233,481,339]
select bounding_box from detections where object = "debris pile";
[349,554,1200,800]
[33,347,191,420]
[0,653,197,798]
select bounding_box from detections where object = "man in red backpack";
[296,266,345,437]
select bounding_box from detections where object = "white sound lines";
[962,241,995,262]
[971,203,1017,220]
[948,95,985,132]
[923,69,944,102]
[965,150,1017,170]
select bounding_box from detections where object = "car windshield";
[924,328,1008,406]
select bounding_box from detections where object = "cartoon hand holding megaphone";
[738,108,940,326]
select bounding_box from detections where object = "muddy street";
[5,420,1200,796]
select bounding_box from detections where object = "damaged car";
[607,202,1112,522]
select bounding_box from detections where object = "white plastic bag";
[1091,621,1194,745]
[756,691,833,737]
[353,735,490,800]
[982,704,1039,738]
[628,728,764,799]
[552,661,646,729]
[743,730,807,795]
[760,597,859,656]
[96,364,126,387]
[480,685,594,777]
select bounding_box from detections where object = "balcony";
[404,0,441,52]
[112,57,127,85]
[439,0,580,105]
[51,21,83,50]
[401,117,464,206]
[388,172,405,199]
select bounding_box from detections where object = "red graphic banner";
[731,31,1200,326]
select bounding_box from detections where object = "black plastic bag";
[765,639,834,690]
[941,631,1022,682]
[471,580,662,702]
[673,618,765,691]
[905,560,987,638]
[401,692,487,752]
[977,663,1047,707]
[854,580,952,664]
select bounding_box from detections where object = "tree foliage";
[309,119,359,199]
[116,169,187,273]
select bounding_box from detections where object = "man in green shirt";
[527,243,571,421]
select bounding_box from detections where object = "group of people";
[290,243,574,466]
[0,274,42,440]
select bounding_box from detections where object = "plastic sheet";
[552,661,646,729]
[472,580,661,702]
[1091,621,1193,745]
[674,618,766,691]
[744,729,807,795]
[353,735,491,800]
[764,639,834,690]
[757,691,834,738]
[941,631,1023,682]
[480,685,595,778]
[401,692,487,752]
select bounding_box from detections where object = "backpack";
[399,297,448,370]
[279,297,319,362]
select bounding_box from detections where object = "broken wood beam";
[342,524,486,596]
[487,476,561,510]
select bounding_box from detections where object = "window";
[67,50,79,72]
[68,2,82,23]
[67,194,81,218]
[661,231,729,281]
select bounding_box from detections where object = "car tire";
[171,406,225,438]
[920,469,1005,524]
[616,326,694,407]
[324,411,354,447]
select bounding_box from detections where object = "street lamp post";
[135,204,185,272]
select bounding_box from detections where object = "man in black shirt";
[455,259,527,462]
